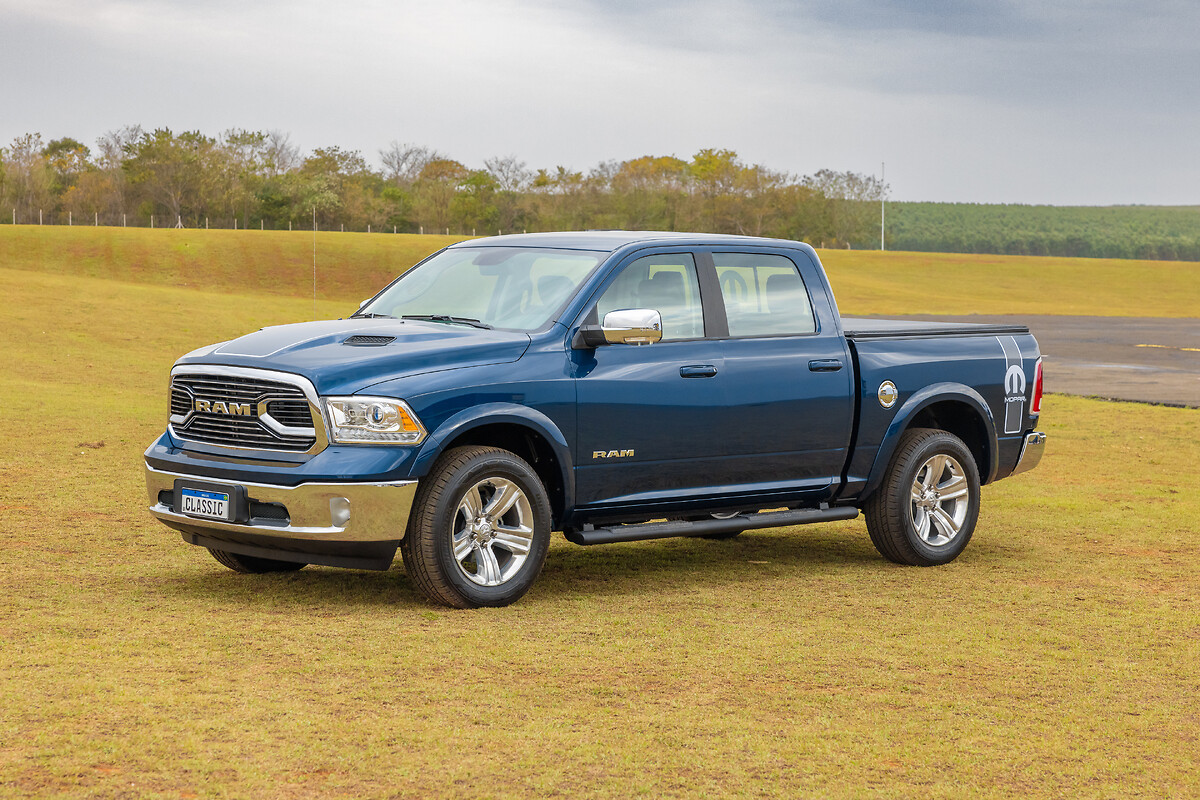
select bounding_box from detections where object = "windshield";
[359,246,603,331]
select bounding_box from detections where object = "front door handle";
[680,365,719,378]
[808,359,843,372]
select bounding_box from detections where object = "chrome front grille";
[169,370,320,453]
[169,386,191,416]
[265,399,314,428]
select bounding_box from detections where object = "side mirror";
[358,298,370,309]
[603,309,662,345]
[574,308,663,348]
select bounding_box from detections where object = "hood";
[175,319,531,395]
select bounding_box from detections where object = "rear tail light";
[1031,358,1044,414]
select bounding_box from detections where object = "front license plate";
[180,487,231,520]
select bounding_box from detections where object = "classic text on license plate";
[181,487,230,519]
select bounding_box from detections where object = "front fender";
[860,382,998,501]
[409,402,575,510]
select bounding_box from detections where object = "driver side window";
[595,253,704,340]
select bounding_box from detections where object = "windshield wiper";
[350,312,395,319]
[402,314,493,330]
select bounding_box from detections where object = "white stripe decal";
[997,336,1026,434]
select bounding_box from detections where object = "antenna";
[312,206,317,318]
[880,161,886,252]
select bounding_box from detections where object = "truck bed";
[841,317,1031,340]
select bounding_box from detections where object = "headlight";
[324,397,427,444]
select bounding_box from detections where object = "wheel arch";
[862,383,997,502]
[412,404,574,527]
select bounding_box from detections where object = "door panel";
[717,336,853,489]
[572,247,855,511]
[709,251,854,491]
[575,251,730,508]
[574,339,727,507]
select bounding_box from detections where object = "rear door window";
[713,253,815,337]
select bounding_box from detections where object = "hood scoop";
[343,334,397,347]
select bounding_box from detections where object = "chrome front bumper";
[145,463,418,543]
[1010,431,1047,477]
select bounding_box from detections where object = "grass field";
[2,225,1199,318]
[1,228,1198,798]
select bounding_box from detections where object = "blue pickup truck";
[144,231,1046,607]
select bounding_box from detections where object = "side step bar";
[564,506,860,546]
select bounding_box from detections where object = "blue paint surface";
[150,232,1043,529]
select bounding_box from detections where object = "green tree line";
[0,128,884,246]
[3,128,1198,260]
[886,202,1200,261]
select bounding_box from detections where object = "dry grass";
[817,248,1200,317]
[3,225,1199,317]
[0,234,1198,798]
[0,225,466,304]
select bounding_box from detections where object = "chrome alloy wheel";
[909,454,971,547]
[451,477,535,587]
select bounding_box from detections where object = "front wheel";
[401,446,551,608]
[864,428,980,566]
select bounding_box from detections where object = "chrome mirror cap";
[601,309,663,345]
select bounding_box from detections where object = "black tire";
[400,446,552,608]
[863,428,980,566]
[207,548,306,573]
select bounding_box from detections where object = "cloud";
[1,0,1197,203]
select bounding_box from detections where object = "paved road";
[875,315,1200,408]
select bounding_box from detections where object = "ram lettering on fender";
[592,449,635,459]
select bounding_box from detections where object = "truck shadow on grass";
[156,525,952,609]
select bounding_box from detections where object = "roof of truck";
[447,230,813,252]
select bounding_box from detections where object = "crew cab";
[144,232,1046,607]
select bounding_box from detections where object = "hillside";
[2,225,1198,318]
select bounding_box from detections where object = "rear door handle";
[680,365,719,378]
[808,359,843,372]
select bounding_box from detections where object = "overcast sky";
[2,0,1197,204]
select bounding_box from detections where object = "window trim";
[589,250,710,344]
[570,245,827,345]
[697,250,822,341]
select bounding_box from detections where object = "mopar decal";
[998,336,1026,434]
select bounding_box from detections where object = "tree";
[688,148,742,232]
[123,128,219,222]
[263,130,299,178]
[802,169,888,247]
[221,129,270,225]
[530,166,591,230]
[452,170,500,232]
[94,125,142,218]
[611,155,688,230]
[381,142,441,188]
[734,163,788,237]
[1,133,53,221]
[414,159,469,231]
[43,137,91,200]
[302,146,373,228]
[484,156,532,233]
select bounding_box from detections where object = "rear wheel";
[401,446,551,608]
[864,428,980,566]
[208,548,306,573]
